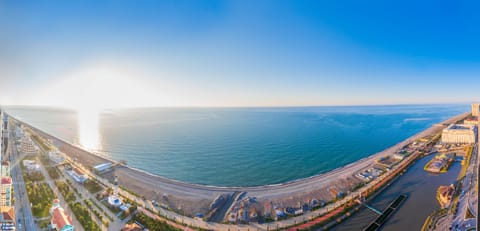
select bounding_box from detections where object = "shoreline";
[7,111,470,223]
[6,112,468,190]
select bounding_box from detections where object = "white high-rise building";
[1,162,9,177]
[19,136,38,155]
[14,125,23,139]
[0,110,3,160]
[1,112,6,143]
[472,103,480,117]
[0,177,12,207]
[442,124,477,144]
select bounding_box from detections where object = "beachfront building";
[356,167,384,182]
[441,124,477,144]
[50,199,74,231]
[1,114,6,134]
[0,206,15,231]
[472,103,480,117]
[464,117,479,125]
[19,135,38,155]
[437,184,455,208]
[48,150,65,165]
[14,125,23,139]
[263,201,272,218]
[425,153,455,173]
[67,168,88,183]
[93,162,112,173]
[1,113,7,156]
[1,162,9,177]
[23,159,41,172]
[393,153,406,160]
[0,111,3,158]
[0,178,12,207]
[375,155,400,168]
[122,223,143,231]
[0,113,2,158]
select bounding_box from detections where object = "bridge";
[363,194,408,231]
[354,198,382,215]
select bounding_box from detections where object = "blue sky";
[1,0,480,107]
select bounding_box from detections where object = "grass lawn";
[46,166,61,180]
[20,157,55,218]
[26,182,55,218]
[55,181,77,203]
[133,213,182,231]
[69,202,102,231]
[38,219,51,229]
[84,179,104,194]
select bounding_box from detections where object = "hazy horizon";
[1,102,472,111]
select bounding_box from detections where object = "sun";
[37,61,160,111]
[35,61,160,150]
[72,65,148,110]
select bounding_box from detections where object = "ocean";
[5,104,467,186]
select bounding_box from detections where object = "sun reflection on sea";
[77,110,102,152]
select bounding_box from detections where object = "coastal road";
[10,111,471,231]
[467,144,478,217]
[27,126,124,231]
[29,131,104,231]
[9,135,37,231]
[449,144,478,231]
[16,112,470,200]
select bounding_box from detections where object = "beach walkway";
[10,112,470,230]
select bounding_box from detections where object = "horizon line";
[0,102,473,111]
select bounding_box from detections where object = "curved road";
[9,134,36,231]
[9,112,470,230]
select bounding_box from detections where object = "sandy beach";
[11,112,469,217]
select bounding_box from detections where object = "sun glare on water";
[77,109,102,152]
[40,62,164,151]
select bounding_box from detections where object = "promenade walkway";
[10,112,470,231]
[32,134,125,231]
[35,156,85,231]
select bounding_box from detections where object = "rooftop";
[446,124,474,130]
[94,162,112,169]
[52,207,73,230]
[1,177,11,185]
[0,207,15,222]
[72,168,86,176]
[122,223,143,231]
[94,162,112,171]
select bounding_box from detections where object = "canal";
[330,154,461,231]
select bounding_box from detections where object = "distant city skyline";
[1,1,480,109]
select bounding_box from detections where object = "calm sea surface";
[5,105,467,186]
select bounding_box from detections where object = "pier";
[363,194,407,231]
[7,112,469,231]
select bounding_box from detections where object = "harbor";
[2,2,480,230]
[331,153,462,231]
[3,110,468,230]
